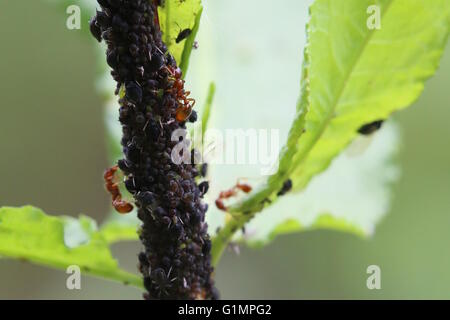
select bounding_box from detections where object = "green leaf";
[0,206,143,289]
[289,0,449,192]
[228,0,448,215]
[212,122,399,263]
[100,213,140,244]
[158,0,203,69]
[240,122,399,247]
[246,216,365,248]
[179,6,203,77]
[213,0,448,262]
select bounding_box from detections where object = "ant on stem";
[104,165,133,214]
[165,65,195,122]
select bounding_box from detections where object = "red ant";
[165,66,195,122]
[215,181,253,211]
[104,165,133,214]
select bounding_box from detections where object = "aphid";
[188,110,197,123]
[156,0,166,6]
[101,28,115,43]
[104,165,133,214]
[200,163,208,177]
[347,120,385,157]
[95,10,110,27]
[106,50,118,68]
[135,191,155,206]
[107,0,121,8]
[151,267,177,298]
[358,120,384,135]
[125,81,143,104]
[192,41,199,49]
[198,181,209,196]
[277,179,292,196]
[89,17,102,42]
[175,28,192,43]
[191,148,202,166]
[112,14,129,33]
[97,0,109,7]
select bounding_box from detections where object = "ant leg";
[186,98,196,108]
[164,66,176,79]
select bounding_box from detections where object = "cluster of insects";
[103,165,134,214]
[215,181,253,211]
[166,65,195,122]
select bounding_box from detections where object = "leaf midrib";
[228,1,395,214]
[292,0,394,170]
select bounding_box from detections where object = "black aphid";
[358,120,384,135]
[277,179,293,196]
[176,28,192,43]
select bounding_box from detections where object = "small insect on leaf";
[358,120,384,136]
[176,28,192,43]
[277,179,292,196]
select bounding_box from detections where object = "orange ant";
[215,181,253,211]
[165,66,195,122]
[104,165,133,214]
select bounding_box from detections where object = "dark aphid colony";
[358,120,384,135]
[90,0,217,300]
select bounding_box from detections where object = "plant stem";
[211,215,247,267]
[86,268,144,290]
[210,52,311,266]
[211,185,274,266]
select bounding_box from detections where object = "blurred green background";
[0,0,449,299]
